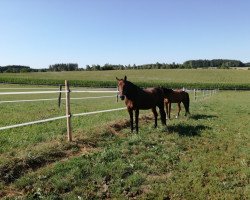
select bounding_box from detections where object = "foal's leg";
[151,107,158,128]
[135,109,139,133]
[128,108,133,132]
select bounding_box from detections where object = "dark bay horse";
[116,76,166,133]
[161,88,190,119]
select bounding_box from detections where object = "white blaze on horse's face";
[116,77,126,100]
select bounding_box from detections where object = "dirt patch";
[107,119,131,135]
[0,140,97,185]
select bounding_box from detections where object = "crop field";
[0,83,249,199]
[1,69,250,83]
[1,69,250,89]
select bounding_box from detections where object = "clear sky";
[0,0,249,69]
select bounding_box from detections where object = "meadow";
[0,83,249,199]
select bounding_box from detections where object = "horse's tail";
[184,92,190,115]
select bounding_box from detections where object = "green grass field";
[0,84,249,199]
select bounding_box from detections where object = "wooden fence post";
[65,80,72,142]
[194,89,196,100]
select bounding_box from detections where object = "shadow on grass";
[167,124,211,136]
[190,114,218,120]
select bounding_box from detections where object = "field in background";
[0,84,249,199]
[1,69,250,89]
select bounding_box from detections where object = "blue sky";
[0,0,249,68]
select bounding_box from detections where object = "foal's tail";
[184,92,190,115]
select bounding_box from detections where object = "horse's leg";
[177,102,181,118]
[135,109,139,133]
[151,107,158,128]
[168,102,171,119]
[165,101,169,119]
[128,108,133,132]
[183,94,190,116]
[183,101,187,116]
[158,103,166,126]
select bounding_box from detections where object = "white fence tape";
[70,95,116,100]
[0,98,59,103]
[0,95,116,104]
[73,107,127,117]
[0,91,66,95]
[0,90,118,95]
[0,115,69,131]
[0,107,126,131]
[0,88,58,90]
[71,90,118,93]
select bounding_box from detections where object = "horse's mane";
[124,80,144,100]
[126,80,140,90]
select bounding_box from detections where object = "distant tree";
[86,65,91,70]
[20,68,31,73]
[49,63,78,71]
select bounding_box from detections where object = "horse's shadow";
[167,124,211,136]
[189,114,218,120]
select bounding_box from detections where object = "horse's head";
[161,87,173,98]
[116,76,128,100]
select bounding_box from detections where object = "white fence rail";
[0,115,69,131]
[0,91,65,95]
[193,89,218,100]
[0,95,116,104]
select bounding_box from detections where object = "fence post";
[65,80,72,142]
[194,89,196,100]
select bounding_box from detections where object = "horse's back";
[165,89,188,103]
[136,87,164,109]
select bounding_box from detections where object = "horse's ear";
[116,77,119,81]
[124,76,127,81]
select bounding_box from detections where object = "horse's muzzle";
[120,95,125,100]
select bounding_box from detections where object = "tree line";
[0,59,249,73]
[0,63,78,73]
[0,65,36,73]
[86,59,247,71]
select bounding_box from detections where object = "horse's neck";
[126,82,141,100]
[164,89,173,97]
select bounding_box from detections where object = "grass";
[0,83,249,199]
